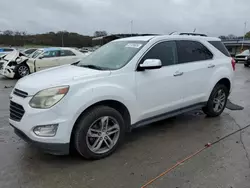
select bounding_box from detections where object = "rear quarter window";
[209,41,231,57]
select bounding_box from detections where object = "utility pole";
[130,20,133,36]
[241,22,247,51]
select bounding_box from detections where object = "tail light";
[231,58,236,71]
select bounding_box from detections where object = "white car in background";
[234,49,250,63]
[0,47,87,78]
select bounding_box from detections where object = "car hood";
[15,65,111,95]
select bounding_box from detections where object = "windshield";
[77,41,146,70]
[239,50,250,55]
[30,49,43,58]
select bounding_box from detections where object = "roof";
[116,35,156,41]
[115,35,220,42]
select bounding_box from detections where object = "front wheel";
[203,84,229,117]
[15,64,30,78]
[244,63,249,67]
[74,106,125,159]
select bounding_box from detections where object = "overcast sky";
[0,0,249,36]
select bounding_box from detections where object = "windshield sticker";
[125,43,142,48]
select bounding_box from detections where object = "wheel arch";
[216,78,231,92]
[14,60,30,78]
[70,99,131,148]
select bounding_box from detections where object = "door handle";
[173,71,184,77]
[208,64,215,68]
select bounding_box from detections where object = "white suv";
[9,35,235,159]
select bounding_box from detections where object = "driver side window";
[141,41,177,67]
[42,50,60,58]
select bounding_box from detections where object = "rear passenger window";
[176,40,213,64]
[141,41,177,66]
[209,41,231,57]
[60,50,76,56]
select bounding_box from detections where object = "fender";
[206,66,233,100]
[57,82,138,136]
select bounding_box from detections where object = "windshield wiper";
[80,64,106,70]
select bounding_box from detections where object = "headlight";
[245,56,248,60]
[29,86,69,109]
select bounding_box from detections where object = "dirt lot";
[0,64,250,188]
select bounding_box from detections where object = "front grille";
[13,89,28,98]
[10,101,25,122]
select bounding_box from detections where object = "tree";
[219,36,226,40]
[94,31,108,37]
[245,31,250,39]
[227,34,237,39]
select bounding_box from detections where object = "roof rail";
[179,32,207,37]
[169,32,207,37]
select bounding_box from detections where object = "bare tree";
[94,31,108,37]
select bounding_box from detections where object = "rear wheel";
[74,106,125,159]
[15,64,30,78]
[203,84,229,117]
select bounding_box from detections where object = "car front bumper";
[9,92,75,155]
[11,124,69,155]
[0,67,15,78]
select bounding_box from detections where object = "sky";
[0,0,249,37]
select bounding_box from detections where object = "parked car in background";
[0,47,87,78]
[0,47,15,57]
[234,49,250,63]
[10,34,234,159]
[0,50,29,78]
[21,48,37,56]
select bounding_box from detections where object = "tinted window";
[209,41,230,57]
[60,50,75,56]
[176,40,213,64]
[42,50,60,58]
[141,41,177,66]
[24,49,37,55]
[3,48,14,52]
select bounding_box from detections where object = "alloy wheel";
[213,89,226,113]
[18,66,29,77]
[86,116,120,154]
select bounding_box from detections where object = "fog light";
[33,124,58,137]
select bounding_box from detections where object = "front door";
[35,50,60,71]
[136,41,186,121]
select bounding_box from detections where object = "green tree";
[245,31,250,38]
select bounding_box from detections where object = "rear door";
[175,40,214,107]
[35,50,60,71]
[58,50,79,65]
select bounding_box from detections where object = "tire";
[74,106,125,159]
[15,64,30,78]
[202,84,229,117]
[244,63,249,67]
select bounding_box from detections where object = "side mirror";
[138,59,162,70]
[38,56,43,59]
